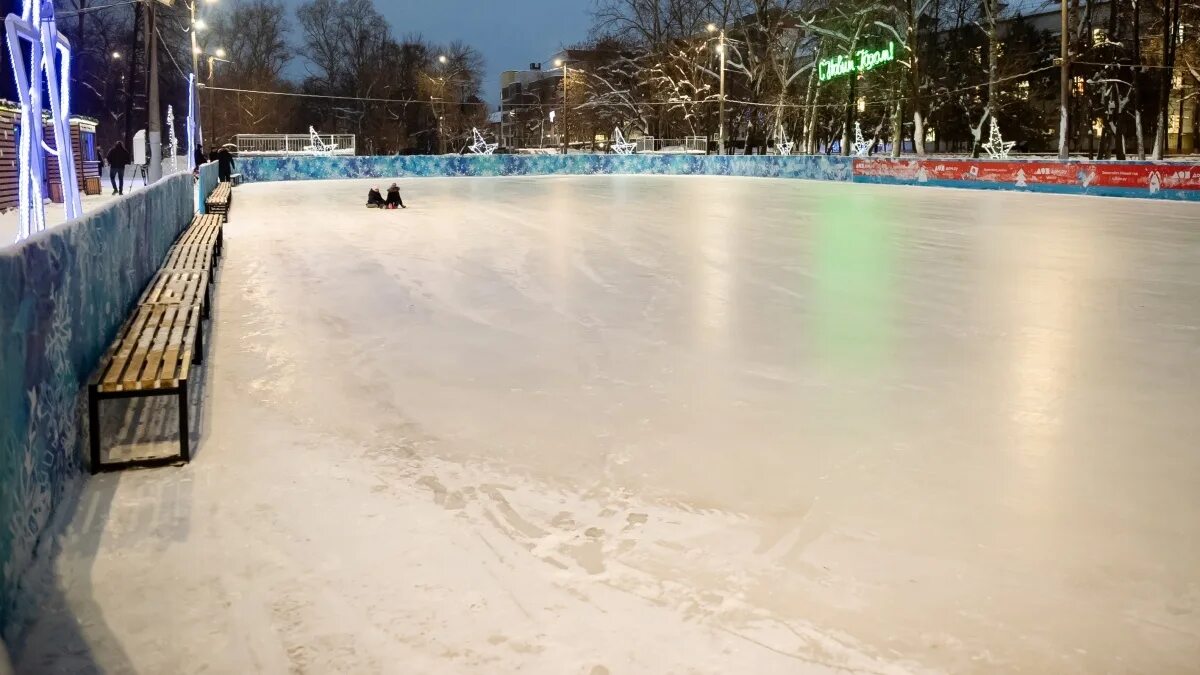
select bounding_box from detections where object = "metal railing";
[634,136,708,154]
[234,133,357,156]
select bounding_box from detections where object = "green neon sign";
[818,42,896,82]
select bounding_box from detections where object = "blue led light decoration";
[5,0,82,242]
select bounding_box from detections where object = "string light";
[468,128,497,155]
[610,127,636,155]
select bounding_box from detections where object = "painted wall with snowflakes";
[235,153,1200,201]
[0,173,195,644]
[236,154,856,183]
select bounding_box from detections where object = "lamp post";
[186,0,217,167]
[553,58,574,155]
[426,55,466,154]
[206,49,230,144]
[707,24,726,156]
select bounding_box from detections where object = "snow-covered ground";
[16,176,1200,673]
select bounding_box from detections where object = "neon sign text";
[818,42,896,82]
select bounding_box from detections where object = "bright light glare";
[194,18,207,30]
[707,23,717,32]
[215,47,226,57]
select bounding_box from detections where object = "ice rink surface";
[18,176,1200,673]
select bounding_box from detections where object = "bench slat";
[139,270,208,306]
[94,304,201,393]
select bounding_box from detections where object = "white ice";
[16,176,1200,673]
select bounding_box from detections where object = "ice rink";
[18,176,1200,673]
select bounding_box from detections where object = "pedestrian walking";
[106,141,131,195]
[217,146,235,183]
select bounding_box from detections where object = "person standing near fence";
[106,142,130,195]
[217,146,235,183]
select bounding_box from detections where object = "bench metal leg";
[178,383,191,463]
[88,385,102,473]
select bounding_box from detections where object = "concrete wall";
[0,172,195,646]
[235,153,1200,201]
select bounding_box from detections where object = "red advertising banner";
[853,158,1200,197]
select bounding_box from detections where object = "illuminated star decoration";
[777,131,793,156]
[187,73,202,172]
[305,126,336,154]
[5,0,82,242]
[468,128,498,155]
[852,122,871,157]
[611,127,635,155]
[981,118,1014,159]
[167,104,179,173]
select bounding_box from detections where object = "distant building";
[499,49,624,150]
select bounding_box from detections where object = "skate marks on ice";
[360,432,926,675]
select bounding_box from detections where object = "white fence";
[633,136,708,154]
[234,133,357,156]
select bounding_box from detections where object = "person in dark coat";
[385,183,406,209]
[366,187,386,208]
[106,142,131,195]
[217,146,235,183]
[194,145,207,166]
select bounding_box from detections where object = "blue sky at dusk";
[280,0,595,106]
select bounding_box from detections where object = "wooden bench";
[177,213,224,258]
[162,242,216,276]
[205,182,232,222]
[88,303,205,471]
[230,173,242,186]
[139,270,211,318]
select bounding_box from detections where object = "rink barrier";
[0,172,194,646]
[196,160,219,213]
[235,154,1200,201]
[235,154,854,183]
[853,157,1200,201]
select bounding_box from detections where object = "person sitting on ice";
[385,183,406,209]
[366,186,386,208]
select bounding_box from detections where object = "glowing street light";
[111,51,121,59]
[707,23,726,155]
[553,58,574,154]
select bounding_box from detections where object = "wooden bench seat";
[177,213,223,257]
[205,182,232,222]
[139,270,211,317]
[162,242,216,275]
[88,304,205,471]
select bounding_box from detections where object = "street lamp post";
[707,24,726,156]
[427,55,466,154]
[207,49,230,143]
[187,0,218,168]
[554,58,573,155]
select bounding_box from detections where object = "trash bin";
[85,176,101,195]
[48,182,63,203]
